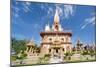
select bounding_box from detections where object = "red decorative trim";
[40,31,72,37]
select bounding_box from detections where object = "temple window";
[63,48,64,51]
[56,49,58,53]
[61,38,64,41]
[33,51,34,53]
[49,38,52,41]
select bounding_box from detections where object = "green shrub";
[44,54,50,58]
[11,55,17,61]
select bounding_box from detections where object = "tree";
[17,52,27,60]
[89,49,96,57]
[11,38,27,54]
[64,52,73,60]
[81,50,89,56]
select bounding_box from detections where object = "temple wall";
[40,44,50,55]
[41,34,72,56]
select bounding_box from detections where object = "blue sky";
[11,0,96,46]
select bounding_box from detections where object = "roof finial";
[45,22,50,31]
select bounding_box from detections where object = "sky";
[11,0,96,46]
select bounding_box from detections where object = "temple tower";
[25,38,37,58]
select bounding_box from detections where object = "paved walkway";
[49,57,63,63]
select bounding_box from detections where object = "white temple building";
[40,9,72,58]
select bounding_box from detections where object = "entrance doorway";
[53,48,61,58]
[55,48,58,53]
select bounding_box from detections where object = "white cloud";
[12,2,75,23]
[81,23,88,29]
[12,1,32,18]
[56,5,63,17]
[25,1,31,6]
[41,4,75,21]
[85,16,95,24]
[22,2,32,13]
[81,16,96,29]
[14,13,19,18]
[11,6,20,18]
[55,4,75,19]
[14,7,20,13]
[41,5,45,9]
[47,7,54,15]
[63,5,74,18]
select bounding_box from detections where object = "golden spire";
[54,9,60,23]
[27,37,35,46]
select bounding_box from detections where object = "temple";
[25,38,37,59]
[40,9,72,58]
